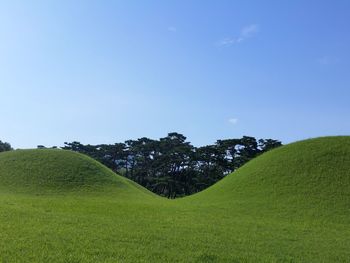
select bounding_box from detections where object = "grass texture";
[0,137,349,262]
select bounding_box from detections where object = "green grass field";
[0,137,349,262]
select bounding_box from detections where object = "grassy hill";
[187,136,350,220]
[0,149,155,198]
[0,137,349,262]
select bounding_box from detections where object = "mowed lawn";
[0,137,349,262]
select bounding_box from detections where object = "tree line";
[0,134,282,198]
[61,133,282,198]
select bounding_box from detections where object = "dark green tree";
[258,139,282,152]
[0,140,12,152]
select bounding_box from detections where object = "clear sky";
[1,0,349,149]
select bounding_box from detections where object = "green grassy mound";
[187,136,350,220]
[0,137,349,262]
[0,149,154,197]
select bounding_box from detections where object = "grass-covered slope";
[0,149,154,197]
[187,136,350,219]
[0,137,349,262]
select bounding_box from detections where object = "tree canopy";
[62,133,282,198]
[0,140,12,152]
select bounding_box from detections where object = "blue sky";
[1,1,349,148]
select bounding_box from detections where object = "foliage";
[62,133,282,198]
[0,140,12,152]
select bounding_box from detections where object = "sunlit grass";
[0,137,349,262]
